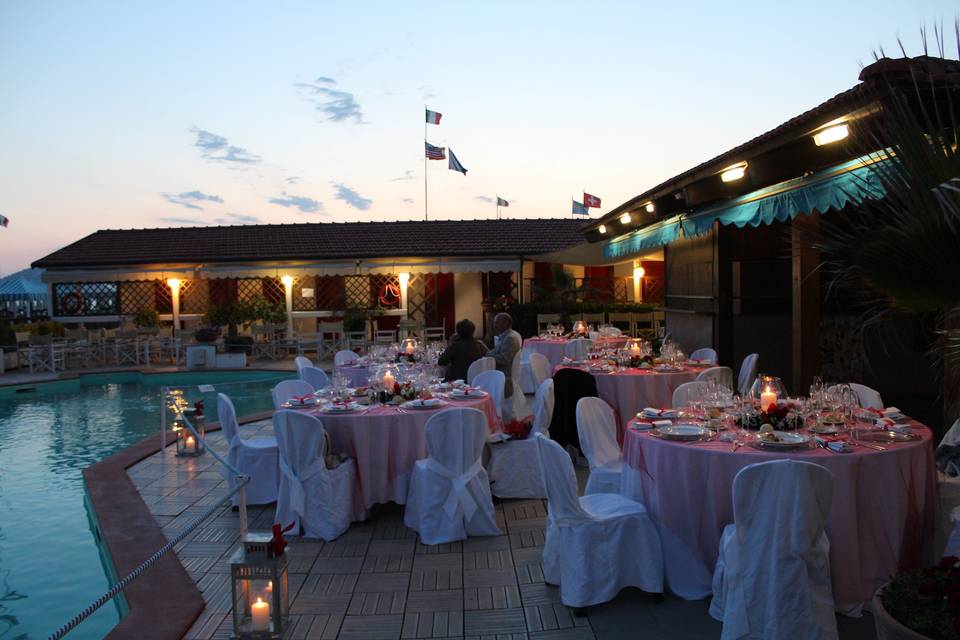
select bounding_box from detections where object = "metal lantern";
[230,532,289,639]
[175,411,205,457]
[572,319,588,336]
[400,336,418,355]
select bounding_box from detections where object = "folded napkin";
[815,435,852,453]
[292,394,312,403]
[882,407,901,417]
[642,408,678,419]
[652,419,672,429]
[874,417,897,429]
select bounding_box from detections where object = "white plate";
[757,431,810,448]
[403,398,447,409]
[657,424,708,441]
[808,424,840,435]
[284,397,319,407]
[448,388,488,399]
[321,402,361,413]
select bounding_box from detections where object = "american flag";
[425,142,446,160]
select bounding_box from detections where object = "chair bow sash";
[279,457,326,519]
[424,458,484,520]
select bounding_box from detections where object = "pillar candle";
[760,388,777,413]
[251,597,270,631]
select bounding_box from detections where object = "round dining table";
[306,395,499,509]
[619,419,937,615]
[523,336,629,370]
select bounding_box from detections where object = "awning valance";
[604,154,889,260]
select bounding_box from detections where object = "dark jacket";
[438,337,488,382]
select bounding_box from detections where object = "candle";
[405,344,415,355]
[186,436,195,448]
[760,387,777,413]
[629,344,641,356]
[251,597,270,631]
[383,371,395,389]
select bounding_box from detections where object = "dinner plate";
[403,398,448,410]
[284,397,320,407]
[756,431,810,449]
[448,388,488,399]
[656,424,708,441]
[321,402,362,413]
[860,430,918,443]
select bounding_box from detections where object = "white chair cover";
[294,355,313,375]
[272,410,362,540]
[535,434,664,607]
[272,379,315,410]
[300,365,331,390]
[737,353,759,396]
[503,351,524,422]
[216,393,279,505]
[945,506,960,559]
[938,419,960,554]
[690,347,718,363]
[334,349,359,367]
[466,356,495,385]
[710,459,837,640]
[473,370,505,422]
[520,351,551,394]
[672,381,711,409]
[488,379,555,499]
[575,397,623,495]
[696,366,734,390]
[564,338,593,361]
[403,408,501,544]
[844,383,883,409]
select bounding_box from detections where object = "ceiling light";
[644,202,655,213]
[720,162,747,183]
[598,224,606,234]
[620,213,632,224]
[813,123,849,146]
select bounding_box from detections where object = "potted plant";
[132,308,159,329]
[194,326,221,344]
[874,556,960,639]
[204,301,255,353]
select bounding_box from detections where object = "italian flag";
[425,109,442,125]
[0,213,8,228]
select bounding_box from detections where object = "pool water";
[0,370,292,640]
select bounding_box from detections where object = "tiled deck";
[126,420,877,640]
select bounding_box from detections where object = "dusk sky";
[0,1,953,275]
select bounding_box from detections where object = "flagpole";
[424,106,428,221]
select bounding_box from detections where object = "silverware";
[817,440,841,455]
[854,439,886,451]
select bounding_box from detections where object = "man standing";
[488,312,522,400]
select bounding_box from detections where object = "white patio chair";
[466,356,495,385]
[537,313,562,333]
[564,338,593,361]
[27,335,64,373]
[318,321,345,360]
[346,330,368,353]
[575,397,624,495]
[216,393,279,506]
[489,379,555,499]
[535,434,664,608]
[403,407,501,544]
[520,351,551,394]
[580,312,605,325]
[272,410,361,540]
[710,459,837,639]
[300,365,331,390]
[696,366,735,390]
[297,332,322,358]
[473,369,505,423]
[826,383,883,410]
[334,349,359,367]
[424,326,446,343]
[272,379,315,410]
[672,381,711,409]
[737,353,759,396]
[113,331,140,366]
[294,355,313,375]
[690,347,718,364]
[374,329,396,345]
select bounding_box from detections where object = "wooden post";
[713,222,734,367]
[792,214,821,395]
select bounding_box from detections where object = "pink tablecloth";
[308,396,498,509]
[620,421,938,614]
[523,336,630,370]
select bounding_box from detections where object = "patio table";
[620,419,937,615]
[524,336,629,370]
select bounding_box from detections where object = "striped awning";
[0,268,48,301]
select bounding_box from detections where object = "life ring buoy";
[379,283,401,307]
[60,290,84,315]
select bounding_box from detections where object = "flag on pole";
[583,192,601,208]
[425,109,442,125]
[448,148,467,175]
[572,200,589,215]
[496,197,509,207]
[425,142,446,160]
[0,213,8,227]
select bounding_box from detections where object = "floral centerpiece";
[371,381,431,405]
[738,400,802,431]
[875,555,960,639]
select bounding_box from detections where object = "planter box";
[873,587,932,640]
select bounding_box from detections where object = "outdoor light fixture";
[633,265,645,281]
[166,278,180,290]
[598,224,606,234]
[280,275,293,287]
[620,213,632,224]
[175,412,205,457]
[644,202,655,213]
[720,162,748,183]
[813,123,849,146]
[231,533,289,638]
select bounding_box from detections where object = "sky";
[0,0,955,275]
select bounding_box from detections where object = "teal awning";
[603,154,889,260]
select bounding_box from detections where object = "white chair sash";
[425,458,484,520]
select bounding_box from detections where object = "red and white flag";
[425,109,442,125]
[425,142,446,160]
[583,193,601,208]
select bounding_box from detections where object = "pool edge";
[83,409,274,640]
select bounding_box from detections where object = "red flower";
[393,382,401,394]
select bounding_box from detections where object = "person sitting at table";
[489,312,522,399]
[438,319,488,382]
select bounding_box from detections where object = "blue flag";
[572,200,588,215]
[448,148,467,175]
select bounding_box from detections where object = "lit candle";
[383,371,395,389]
[186,436,195,448]
[629,343,641,356]
[405,343,415,355]
[251,597,270,631]
[760,387,777,413]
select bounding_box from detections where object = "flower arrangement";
[879,555,960,639]
[738,400,802,431]
[626,354,655,368]
[503,416,534,440]
[372,381,429,404]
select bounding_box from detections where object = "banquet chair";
[710,459,837,639]
[564,338,593,361]
[294,355,314,376]
[216,393,279,506]
[607,312,635,337]
[272,410,361,540]
[424,326,446,343]
[466,356,495,385]
[404,407,501,544]
[488,379,555,498]
[272,379,315,410]
[334,349,359,367]
[520,352,551,394]
[937,419,960,555]
[535,434,664,608]
[696,366,734,390]
[473,370,505,422]
[300,365,331,390]
[537,313,562,333]
[575,397,624,495]
[503,351,524,423]
[375,329,397,345]
[737,353,759,396]
[580,312,605,325]
[549,368,598,456]
[826,383,883,410]
[672,381,712,409]
[690,347,718,364]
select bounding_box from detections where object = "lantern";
[400,336,418,355]
[572,320,588,336]
[175,410,205,457]
[749,374,788,410]
[371,363,401,392]
[230,532,289,638]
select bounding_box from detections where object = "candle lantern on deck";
[230,532,289,639]
[175,406,205,457]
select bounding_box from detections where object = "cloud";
[162,190,224,210]
[285,176,301,184]
[214,213,263,225]
[418,84,436,100]
[295,76,364,123]
[391,170,415,182]
[333,183,372,210]
[402,198,414,204]
[159,212,262,226]
[475,196,494,203]
[158,216,206,226]
[269,192,324,214]
[191,127,261,164]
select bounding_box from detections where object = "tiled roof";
[33,218,589,268]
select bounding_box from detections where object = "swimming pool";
[0,370,292,640]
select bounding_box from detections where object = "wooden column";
[713,222,734,367]
[791,214,821,395]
